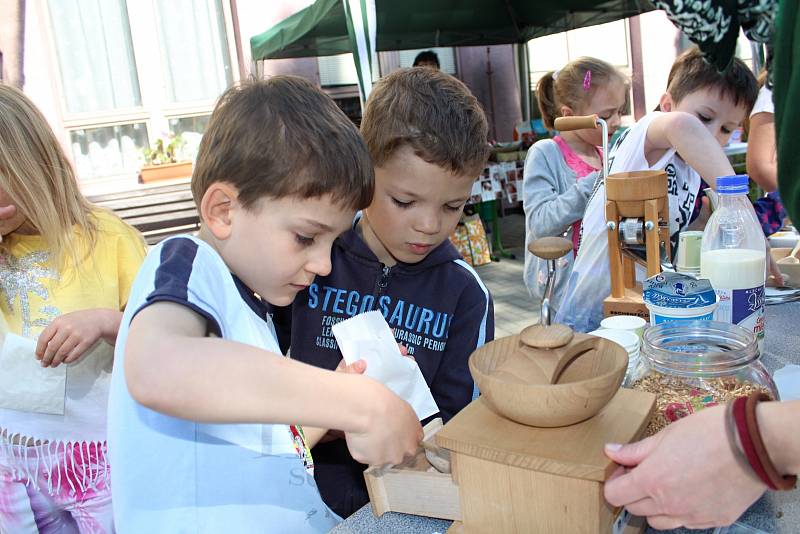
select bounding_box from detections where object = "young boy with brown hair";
[558,47,759,332]
[107,76,422,533]
[287,67,493,517]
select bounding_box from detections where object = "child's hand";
[397,342,415,360]
[335,358,367,374]
[36,309,120,368]
[334,344,413,375]
[390,330,412,360]
[396,341,417,362]
[345,382,422,467]
[687,196,712,231]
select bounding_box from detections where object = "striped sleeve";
[132,237,223,337]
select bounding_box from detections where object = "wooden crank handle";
[553,114,599,131]
[527,236,573,260]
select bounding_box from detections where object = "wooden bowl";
[469,334,627,427]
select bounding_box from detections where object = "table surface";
[332,301,800,534]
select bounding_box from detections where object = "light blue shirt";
[108,236,339,533]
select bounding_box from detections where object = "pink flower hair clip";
[583,70,592,92]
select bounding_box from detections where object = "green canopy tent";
[251,0,654,59]
[250,0,654,113]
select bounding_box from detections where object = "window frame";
[38,0,240,187]
[527,19,635,128]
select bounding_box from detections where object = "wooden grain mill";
[603,170,670,319]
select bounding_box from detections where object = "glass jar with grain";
[627,320,777,435]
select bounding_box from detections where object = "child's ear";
[659,92,674,112]
[200,182,238,240]
[560,105,575,118]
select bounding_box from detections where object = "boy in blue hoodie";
[288,67,494,517]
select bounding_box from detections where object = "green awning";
[251,0,655,60]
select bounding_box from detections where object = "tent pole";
[628,15,646,120]
[750,42,765,74]
[516,43,531,122]
[486,46,498,141]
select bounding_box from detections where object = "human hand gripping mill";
[554,115,671,319]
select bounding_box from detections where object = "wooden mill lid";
[606,170,667,202]
[435,388,655,482]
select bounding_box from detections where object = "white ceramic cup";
[588,328,640,352]
[599,316,647,339]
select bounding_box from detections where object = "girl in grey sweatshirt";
[523,57,628,314]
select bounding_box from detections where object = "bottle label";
[713,285,765,342]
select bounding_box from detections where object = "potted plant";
[139,133,193,183]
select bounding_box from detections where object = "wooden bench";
[87,182,200,245]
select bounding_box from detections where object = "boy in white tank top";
[557,48,758,332]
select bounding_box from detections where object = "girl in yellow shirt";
[0,85,146,533]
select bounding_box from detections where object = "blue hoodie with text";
[286,223,494,518]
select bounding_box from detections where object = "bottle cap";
[716,175,749,195]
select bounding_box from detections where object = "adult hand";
[36,309,121,367]
[603,404,767,530]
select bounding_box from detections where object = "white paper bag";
[332,311,439,420]
[0,333,66,415]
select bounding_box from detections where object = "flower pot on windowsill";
[139,161,193,184]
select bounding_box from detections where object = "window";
[527,20,630,88]
[44,0,236,185]
[318,54,360,86]
[47,0,141,114]
[168,114,211,162]
[398,47,457,75]
[70,122,149,181]
[154,0,233,103]
[527,20,633,125]
[317,47,458,127]
[318,51,380,86]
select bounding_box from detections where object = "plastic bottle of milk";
[701,175,766,348]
